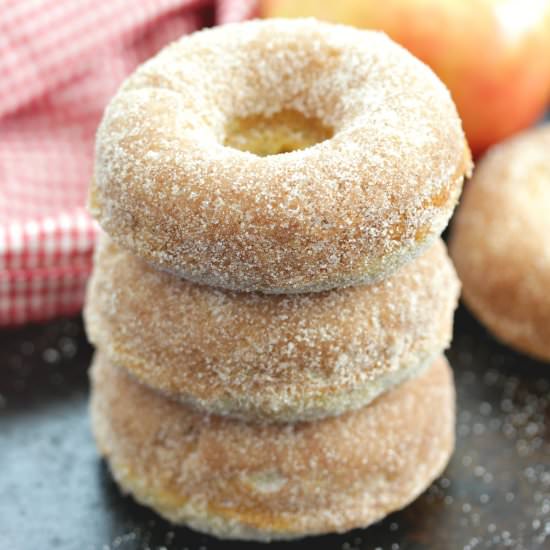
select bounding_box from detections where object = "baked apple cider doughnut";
[85,236,459,422]
[90,353,455,541]
[90,18,472,293]
[450,124,550,361]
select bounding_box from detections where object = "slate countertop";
[1,306,549,550]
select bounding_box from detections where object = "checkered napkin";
[0,0,257,326]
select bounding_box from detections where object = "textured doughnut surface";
[91,18,472,293]
[85,236,459,422]
[90,354,455,541]
[450,124,550,362]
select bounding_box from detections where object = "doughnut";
[449,124,550,362]
[84,236,459,422]
[90,353,455,541]
[90,18,472,294]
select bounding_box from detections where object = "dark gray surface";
[1,307,549,550]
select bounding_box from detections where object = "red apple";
[261,0,550,156]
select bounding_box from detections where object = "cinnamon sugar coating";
[85,236,459,422]
[450,124,550,362]
[91,18,472,293]
[90,354,455,541]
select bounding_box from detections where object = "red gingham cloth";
[0,0,257,326]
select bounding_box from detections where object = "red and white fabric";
[0,0,257,326]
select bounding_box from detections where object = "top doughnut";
[91,18,472,293]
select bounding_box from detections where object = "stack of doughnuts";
[85,19,472,540]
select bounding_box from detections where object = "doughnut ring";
[450,124,550,361]
[84,236,459,422]
[90,18,472,293]
[91,353,455,541]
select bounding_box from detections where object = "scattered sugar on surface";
[0,317,84,398]
[3,314,548,549]
[432,324,550,550]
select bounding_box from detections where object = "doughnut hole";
[224,109,334,156]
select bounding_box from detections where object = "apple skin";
[261,0,550,156]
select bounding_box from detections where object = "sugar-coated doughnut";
[90,353,455,541]
[84,236,459,422]
[90,18,472,294]
[450,124,550,362]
